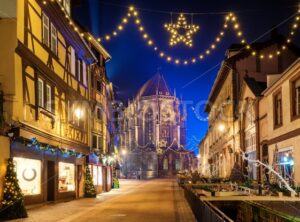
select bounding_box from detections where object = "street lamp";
[74,108,83,119]
[121,149,127,155]
[218,123,225,132]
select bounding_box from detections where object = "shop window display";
[97,166,103,185]
[14,157,41,195]
[107,167,111,186]
[58,162,75,192]
[277,150,294,183]
[93,166,97,185]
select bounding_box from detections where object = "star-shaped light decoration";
[164,13,199,47]
[159,139,167,148]
[156,147,163,155]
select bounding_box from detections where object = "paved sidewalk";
[11,179,196,222]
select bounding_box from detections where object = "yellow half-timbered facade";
[0,0,115,204]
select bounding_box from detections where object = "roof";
[226,34,300,63]
[85,33,112,61]
[204,34,300,113]
[136,73,172,99]
[244,77,267,96]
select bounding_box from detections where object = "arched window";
[144,109,153,144]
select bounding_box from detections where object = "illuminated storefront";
[87,153,105,193]
[14,157,41,196]
[11,138,85,205]
[97,166,103,186]
[58,162,75,192]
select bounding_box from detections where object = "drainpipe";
[255,97,262,193]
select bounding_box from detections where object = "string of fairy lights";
[44,0,300,65]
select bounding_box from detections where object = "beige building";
[239,77,267,181]
[201,35,299,179]
[262,58,300,185]
[198,135,210,177]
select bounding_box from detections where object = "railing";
[183,186,234,222]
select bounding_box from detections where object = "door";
[47,161,55,201]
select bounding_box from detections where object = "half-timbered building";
[0,0,114,204]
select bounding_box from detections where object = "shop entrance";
[47,161,55,201]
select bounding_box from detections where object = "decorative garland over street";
[44,1,300,65]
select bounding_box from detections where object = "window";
[37,78,54,112]
[46,84,52,112]
[82,61,87,87]
[38,79,44,107]
[97,107,102,120]
[70,47,76,76]
[274,92,283,127]
[14,157,41,196]
[58,162,75,192]
[92,165,97,185]
[77,59,81,82]
[276,149,294,183]
[92,134,103,151]
[292,78,300,117]
[96,80,102,93]
[92,135,97,149]
[97,166,103,185]
[42,13,49,46]
[50,23,57,55]
[145,110,153,144]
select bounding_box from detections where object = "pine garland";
[0,158,28,220]
[84,166,96,198]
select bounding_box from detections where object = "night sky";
[73,0,299,153]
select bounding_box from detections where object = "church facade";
[119,74,194,179]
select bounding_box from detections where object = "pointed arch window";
[144,109,153,144]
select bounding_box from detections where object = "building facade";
[85,35,114,193]
[262,58,300,185]
[200,34,299,179]
[0,0,115,205]
[119,74,194,179]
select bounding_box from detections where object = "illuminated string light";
[46,1,300,66]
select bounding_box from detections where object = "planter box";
[290,192,296,198]
[277,192,283,198]
[196,189,212,197]
[215,191,243,197]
